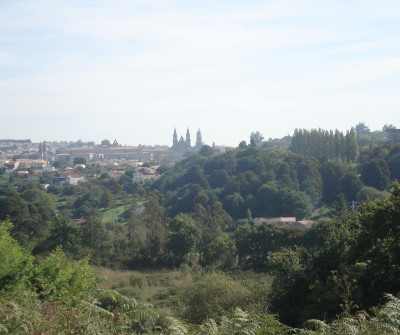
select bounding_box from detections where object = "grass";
[0,174,10,186]
[311,205,331,221]
[94,267,138,289]
[93,266,193,309]
[101,203,131,224]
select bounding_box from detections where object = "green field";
[0,174,10,186]
[101,203,132,224]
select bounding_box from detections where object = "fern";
[198,308,259,335]
[200,318,219,335]
[165,317,189,335]
[302,294,400,335]
[303,319,329,333]
[95,289,156,332]
[376,293,400,334]
[0,299,35,334]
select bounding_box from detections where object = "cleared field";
[0,174,10,186]
[101,203,131,224]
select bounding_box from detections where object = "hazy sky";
[1,0,399,146]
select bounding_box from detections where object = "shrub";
[118,286,144,301]
[0,221,33,295]
[130,273,148,290]
[180,272,251,324]
[34,247,96,306]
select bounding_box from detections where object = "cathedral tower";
[186,128,191,148]
[195,129,202,149]
[173,128,178,147]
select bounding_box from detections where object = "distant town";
[1,126,399,190]
[0,128,231,187]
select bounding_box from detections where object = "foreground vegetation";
[2,182,400,333]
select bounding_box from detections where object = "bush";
[0,221,33,295]
[118,286,144,301]
[130,273,148,290]
[34,247,96,306]
[356,186,389,201]
[180,272,251,324]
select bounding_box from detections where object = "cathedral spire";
[173,128,178,147]
[186,127,191,148]
[195,129,202,149]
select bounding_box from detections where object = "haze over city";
[1,0,399,146]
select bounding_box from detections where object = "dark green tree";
[321,162,345,204]
[81,213,107,256]
[387,151,400,181]
[339,169,364,201]
[331,193,347,216]
[167,213,200,263]
[382,123,396,134]
[268,247,311,325]
[345,127,359,162]
[238,140,247,148]
[347,182,400,308]
[250,131,264,147]
[47,216,81,254]
[143,191,167,262]
[199,231,237,269]
[355,122,370,135]
[360,158,390,190]
[73,157,86,165]
[199,145,215,157]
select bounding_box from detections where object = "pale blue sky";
[0,0,399,146]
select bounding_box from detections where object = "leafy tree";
[235,223,303,271]
[0,221,33,294]
[331,193,347,216]
[167,213,200,263]
[238,140,247,148]
[346,182,400,308]
[339,169,364,201]
[320,162,345,204]
[223,192,245,219]
[46,216,81,254]
[345,127,359,162]
[81,213,107,256]
[355,122,370,135]
[199,145,215,157]
[0,187,30,244]
[268,247,311,325]
[387,151,400,181]
[100,189,113,208]
[46,184,60,194]
[20,187,56,221]
[360,158,390,190]
[73,157,86,165]
[62,184,76,196]
[127,194,145,259]
[205,201,233,231]
[250,131,264,147]
[356,186,388,202]
[143,191,168,261]
[382,123,396,134]
[209,169,229,188]
[257,182,312,219]
[34,247,96,305]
